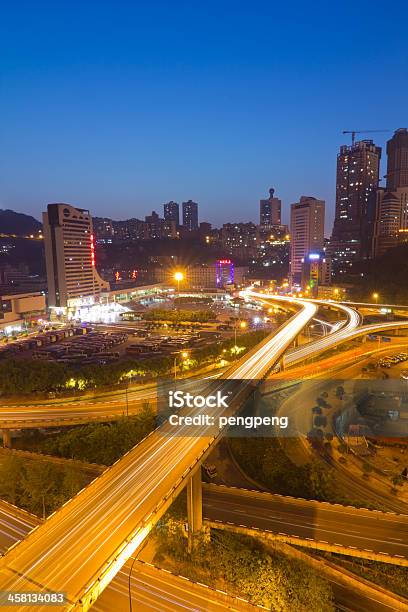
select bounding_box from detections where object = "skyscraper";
[260,188,281,227]
[182,200,199,231]
[290,196,325,285]
[163,201,180,225]
[43,203,109,308]
[371,129,408,257]
[330,139,381,273]
[386,128,408,190]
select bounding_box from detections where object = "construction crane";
[342,129,390,145]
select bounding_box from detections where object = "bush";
[156,521,334,611]
[42,406,155,465]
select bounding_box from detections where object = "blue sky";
[1,1,407,232]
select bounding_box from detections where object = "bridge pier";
[360,335,367,343]
[187,469,202,552]
[293,335,300,348]
[2,430,12,448]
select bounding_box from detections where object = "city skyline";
[2,2,408,231]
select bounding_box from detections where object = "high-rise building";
[290,196,325,285]
[43,203,109,308]
[145,211,164,239]
[372,186,408,257]
[260,188,281,227]
[182,200,199,231]
[330,139,381,273]
[163,201,180,225]
[365,129,408,258]
[386,128,408,190]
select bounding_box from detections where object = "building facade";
[301,252,331,297]
[260,188,281,227]
[386,128,408,191]
[290,196,325,285]
[163,201,180,226]
[364,129,408,258]
[43,203,110,308]
[330,139,381,273]
[182,200,199,231]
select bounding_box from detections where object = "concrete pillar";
[187,469,202,552]
[293,335,299,348]
[360,335,367,343]
[279,357,285,372]
[2,430,11,448]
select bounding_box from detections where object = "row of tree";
[0,455,85,517]
[229,437,336,502]
[142,309,214,322]
[41,407,155,465]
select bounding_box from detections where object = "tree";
[0,455,24,504]
[307,461,335,500]
[62,464,85,498]
[20,461,61,517]
[335,385,345,399]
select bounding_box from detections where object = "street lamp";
[174,350,189,381]
[126,381,131,417]
[174,271,184,293]
[234,319,247,346]
[372,292,379,304]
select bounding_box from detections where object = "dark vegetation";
[0,455,85,517]
[155,517,334,611]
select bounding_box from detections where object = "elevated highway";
[249,292,408,369]
[203,484,408,566]
[0,300,317,610]
[0,292,362,431]
[0,490,405,612]
[0,501,261,612]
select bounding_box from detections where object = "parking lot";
[0,327,129,366]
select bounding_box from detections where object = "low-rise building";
[0,291,46,333]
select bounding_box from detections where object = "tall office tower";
[182,200,199,231]
[386,128,408,190]
[330,139,381,273]
[43,203,109,308]
[260,188,281,227]
[163,201,180,225]
[290,196,325,285]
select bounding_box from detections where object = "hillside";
[0,209,42,235]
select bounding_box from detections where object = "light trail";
[0,298,317,611]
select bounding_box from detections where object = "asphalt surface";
[0,299,317,610]
[0,501,260,612]
[203,485,408,559]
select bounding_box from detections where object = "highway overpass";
[203,484,408,566]
[0,490,405,612]
[0,299,317,610]
[0,292,364,432]
[0,500,261,612]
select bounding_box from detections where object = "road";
[0,292,362,429]
[0,299,317,610]
[0,494,400,612]
[202,484,408,559]
[0,501,261,612]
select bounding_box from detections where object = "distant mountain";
[0,209,42,235]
